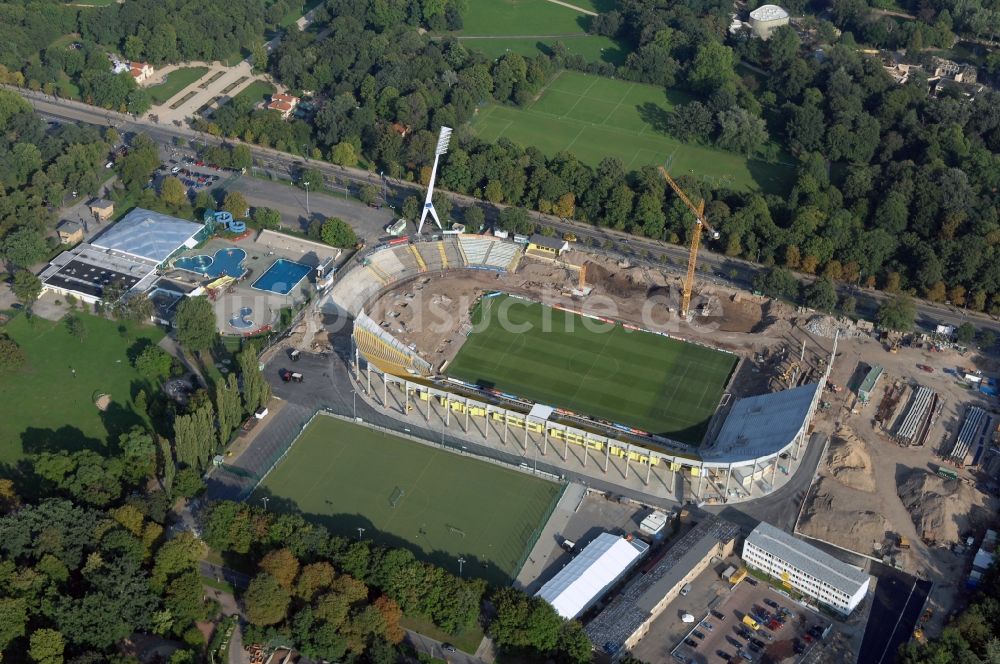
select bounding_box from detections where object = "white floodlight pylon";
[416,126,452,234]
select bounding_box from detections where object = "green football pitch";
[447,295,737,444]
[256,416,564,585]
[469,70,795,193]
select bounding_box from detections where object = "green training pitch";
[469,70,795,193]
[447,295,737,444]
[460,35,628,66]
[256,416,564,585]
[147,67,209,105]
[0,312,164,465]
[460,0,591,36]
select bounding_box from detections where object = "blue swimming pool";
[251,259,312,295]
[174,248,247,278]
[229,306,254,330]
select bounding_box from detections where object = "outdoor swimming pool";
[174,248,247,278]
[229,307,254,330]
[251,259,312,295]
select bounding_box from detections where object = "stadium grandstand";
[321,235,524,317]
[353,311,433,377]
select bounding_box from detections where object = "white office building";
[742,522,870,615]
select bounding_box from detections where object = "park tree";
[687,42,736,94]
[245,573,291,625]
[238,346,271,414]
[464,205,485,230]
[151,532,204,592]
[877,295,916,331]
[805,277,837,312]
[260,548,300,589]
[133,345,173,383]
[0,597,27,651]
[2,227,47,268]
[330,141,358,166]
[174,296,216,351]
[119,134,160,191]
[223,191,250,219]
[214,373,242,447]
[230,144,253,170]
[158,435,176,496]
[401,196,420,221]
[716,108,768,156]
[173,403,216,470]
[956,322,976,344]
[320,218,358,248]
[497,207,532,234]
[359,183,379,206]
[29,628,64,664]
[12,269,42,307]
[119,427,157,485]
[251,207,281,230]
[160,176,188,208]
[300,167,324,190]
[753,268,799,300]
[65,314,87,343]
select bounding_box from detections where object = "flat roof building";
[535,533,649,619]
[858,364,883,403]
[41,208,205,304]
[527,234,569,256]
[742,522,870,615]
[584,516,740,655]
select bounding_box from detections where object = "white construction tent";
[535,533,649,619]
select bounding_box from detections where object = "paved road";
[16,89,1000,337]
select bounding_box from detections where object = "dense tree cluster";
[202,500,488,660]
[899,565,1000,663]
[0,91,113,275]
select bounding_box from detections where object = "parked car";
[750,638,764,649]
[685,638,699,648]
[711,610,726,620]
[716,651,731,661]
[746,578,758,586]
[764,599,778,609]
[693,631,705,640]
[441,643,456,653]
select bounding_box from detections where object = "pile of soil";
[898,470,994,544]
[798,476,889,554]
[827,429,876,492]
[583,261,647,298]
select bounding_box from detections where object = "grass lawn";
[461,34,627,65]
[448,295,737,444]
[279,0,324,28]
[460,0,591,36]
[400,614,484,654]
[233,80,275,107]
[256,416,564,585]
[65,0,119,6]
[147,67,210,105]
[469,70,795,193]
[0,312,165,465]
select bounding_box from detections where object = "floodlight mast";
[416,126,452,234]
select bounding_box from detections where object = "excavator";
[658,166,720,318]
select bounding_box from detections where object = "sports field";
[470,70,795,193]
[256,416,564,585]
[447,295,737,444]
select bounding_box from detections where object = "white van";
[680,583,692,596]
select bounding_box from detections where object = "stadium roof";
[535,534,648,619]
[745,522,869,596]
[702,383,819,463]
[92,208,204,264]
[749,4,789,20]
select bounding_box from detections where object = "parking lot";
[669,578,830,664]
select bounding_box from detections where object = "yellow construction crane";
[658,166,720,318]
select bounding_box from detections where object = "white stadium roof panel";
[535,533,647,619]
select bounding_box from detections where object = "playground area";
[163,229,340,336]
[255,415,564,585]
